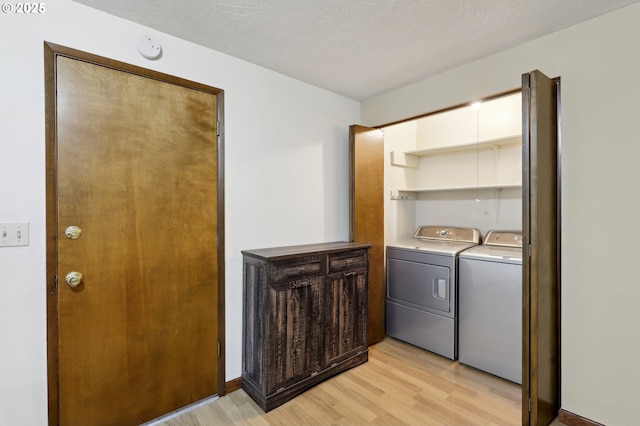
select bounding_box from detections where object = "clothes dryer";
[386,226,480,360]
[458,230,523,383]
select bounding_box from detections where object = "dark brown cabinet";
[242,242,370,412]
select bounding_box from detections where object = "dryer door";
[387,258,451,314]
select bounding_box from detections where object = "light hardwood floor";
[161,338,530,425]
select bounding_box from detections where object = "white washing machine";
[386,226,480,360]
[458,230,523,383]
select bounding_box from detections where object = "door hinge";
[528,86,531,100]
[217,341,221,358]
[528,398,531,412]
[216,120,221,136]
[528,243,532,257]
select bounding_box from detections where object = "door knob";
[66,271,83,288]
[65,226,83,240]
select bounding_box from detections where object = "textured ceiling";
[72,0,638,101]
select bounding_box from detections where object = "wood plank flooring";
[160,338,524,425]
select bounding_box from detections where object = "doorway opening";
[350,71,560,425]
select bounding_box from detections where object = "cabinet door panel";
[267,277,324,393]
[416,105,477,149]
[478,92,522,141]
[325,271,368,366]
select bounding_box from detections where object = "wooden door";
[349,125,385,345]
[522,70,561,426]
[45,44,225,426]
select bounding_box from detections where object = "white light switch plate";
[0,222,30,247]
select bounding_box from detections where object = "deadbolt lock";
[65,226,83,240]
[66,272,83,288]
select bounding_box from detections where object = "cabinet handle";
[344,271,357,278]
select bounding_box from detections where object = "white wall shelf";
[390,135,521,168]
[393,183,522,199]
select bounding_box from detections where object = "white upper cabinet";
[388,92,522,193]
[416,105,478,150]
[404,92,522,156]
[477,93,521,142]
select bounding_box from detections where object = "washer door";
[387,258,451,313]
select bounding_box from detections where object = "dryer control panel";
[414,226,480,244]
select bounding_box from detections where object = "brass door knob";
[65,226,83,240]
[66,272,83,288]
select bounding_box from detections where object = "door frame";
[44,42,226,425]
[361,82,561,423]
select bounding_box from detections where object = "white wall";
[414,188,522,236]
[363,4,640,425]
[0,2,359,424]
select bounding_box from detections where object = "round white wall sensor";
[136,35,162,60]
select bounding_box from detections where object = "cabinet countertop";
[241,241,372,261]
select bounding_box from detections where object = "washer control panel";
[483,231,523,247]
[414,226,480,244]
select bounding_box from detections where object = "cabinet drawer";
[272,257,323,282]
[328,250,367,273]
